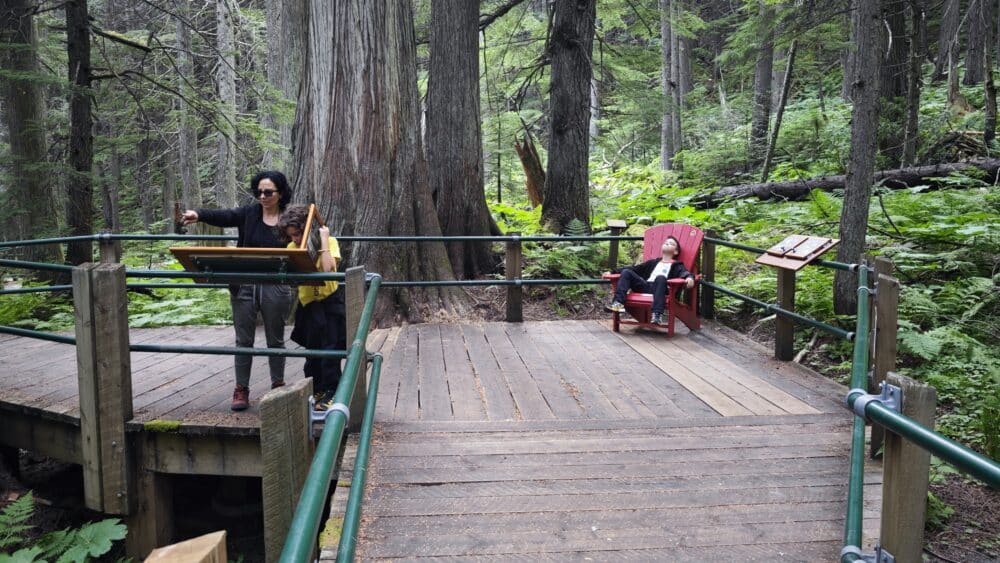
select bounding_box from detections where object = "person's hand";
[319,225,330,239]
[181,210,199,225]
[602,271,611,277]
[685,277,695,289]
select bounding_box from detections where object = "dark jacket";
[614,258,693,281]
[196,204,283,249]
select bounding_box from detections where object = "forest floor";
[0,286,995,561]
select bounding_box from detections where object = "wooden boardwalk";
[325,320,882,561]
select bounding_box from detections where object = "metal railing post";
[506,232,523,322]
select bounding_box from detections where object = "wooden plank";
[481,324,553,420]
[125,467,174,560]
[505,233,522,322]
[617,333,750,416]
[72,263,104,512]
[775,267,796,360]
[0,409,81,464]
[459,325,518,421]
[373,327,403,421]
[416,324,453,420]
[137,432,261,476]
[438,324,486,421]
[500,323,588,418]
[345,266,366,431]
[525,322,632,420]
[392,326,421,421]
[581,321,716,417]
[871,271,899,458]
[145,531,226,563]
[261,378,313,563]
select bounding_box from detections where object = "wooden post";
[870,260,898,458]
[701,230,717,320]
[260,378,314,563]
[98,231,121,263]
[506,232,523,322]
[881,373,936,563]
[344,266,367,431]
[774,268,796,360]
[606,219,627,269]
[125,461,173,559]
[146,531,227,563]
[72,262,133,514]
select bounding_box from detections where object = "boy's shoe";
[231,385,250,411]
[605,301,625,313]
[313,390,336,412]
[271,380,285,390]
[651,313,664,325]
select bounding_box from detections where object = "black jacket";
[614,258,693,281]
[196,204,284,249]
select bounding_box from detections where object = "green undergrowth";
[0,492,127,562]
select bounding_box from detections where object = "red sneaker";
[231,385,250,411]
[271,380,285,390]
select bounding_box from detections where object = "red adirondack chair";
[602,223,703,336]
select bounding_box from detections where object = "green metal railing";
[279,274,382,562]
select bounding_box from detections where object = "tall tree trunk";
[292,1,468,324]
[427,0,495,279]
[964,0,992,85]
[215,0,237,207]
[841,0,855,100]
[881,0,908,98]
[669,0,682,158]
[835,0,884,314]
[985,45,997,148]
[761,40,797,183]
[136,138,155,231]
[749,1,775,169]
[0,0,62,266]
[902,0,925,166]
[175,0,201,213]
[659,0,675,169]
[541,0,597,233]
[65,0,94,265]
[162,159,177,234]
[933,0,959,81]
[100,141,121,232]
[263,0,304,168]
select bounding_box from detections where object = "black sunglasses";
[256,189,279,198]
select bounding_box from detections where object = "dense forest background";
[1,0,998,558]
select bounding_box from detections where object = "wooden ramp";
[324,320,882,561]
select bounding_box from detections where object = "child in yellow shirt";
[277,205,346,411]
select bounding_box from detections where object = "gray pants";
[230,284,294,388]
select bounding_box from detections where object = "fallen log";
[696,158,1000,207]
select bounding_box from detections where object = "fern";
[0,492,35,550]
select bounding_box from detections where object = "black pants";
[290,289,346,395]
[614,270,669,314]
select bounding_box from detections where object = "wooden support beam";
[774,268,795,361]
[73,262,133,514]
[98,230,122,263]
[126,462,173,559]
[145,531,226,563]
[506,232,523,322]
[0,410,81,464]
[136,432,261,476]
[701,231,716,320]
[606,219,627,269]
[345,266,366,432]
[870,261,898,459]
[880,373,936,563]
[260,378,314,563]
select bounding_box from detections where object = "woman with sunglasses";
[181,171,296,411]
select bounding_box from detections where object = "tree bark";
[427,0,496,279]
[749,1,775,168]
[881,0,908,98]
[932,0,959,81]
[263,0,304,169]
[0,0,62,267]
[760,40,797,183]
[291,1,468,324]
[836,0,884,313]
[215,0,237,207]
[964,0,992,85]
[541,0,596,233]
[986,46,997,148]
[902,0,925,166]
[841,0,855,101]
[659,0,675,169]
[697,158,1000,206]
[65,0,95,265]
[669,0,682,157]
[175,0,201,213]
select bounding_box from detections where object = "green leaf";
[54,520,126,563]
[0,546,46,563]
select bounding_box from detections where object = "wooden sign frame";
[755,235,839,271]
[169,205,327,285]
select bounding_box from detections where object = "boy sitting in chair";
[604,236,695,325]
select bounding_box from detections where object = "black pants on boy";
[290,289,347,395]
[613,270,669,314]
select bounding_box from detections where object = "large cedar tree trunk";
[427,0,495,279]
[541,0,597,233]
[175,0,201,213]
[659,0,675,169]
[214,0,237,207]
[291,2,467,324]
[835,0,884,314]
[0,0,62,266]
[964,0,992,85]
[880,0,908,167]
[933,0,960,81]
[902,0,925,166]
[262,0,304,168]
[65,0,94,265]
[749,1,774,169]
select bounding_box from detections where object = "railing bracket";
[848,382,902,422]
[841,544,895,563]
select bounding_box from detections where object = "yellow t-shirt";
[288,236,341,305]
